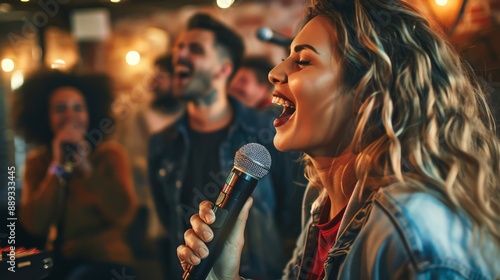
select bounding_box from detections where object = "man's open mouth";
[174,64,192,80]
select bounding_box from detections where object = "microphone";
[63,142,77,163]
[182,143,272,280]
[256,27,293,47]
[61,142,77,178]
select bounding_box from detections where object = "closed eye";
[295,60,310,66]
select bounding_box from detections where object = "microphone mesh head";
[234,143,272,179]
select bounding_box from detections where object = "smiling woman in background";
[177,0,500,279]
[11,70,137,280]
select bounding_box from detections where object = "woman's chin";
[273,136,284,151]
[273,135,295,152]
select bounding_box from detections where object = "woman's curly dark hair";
[11,69,114,147]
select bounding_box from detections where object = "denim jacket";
[149,98,303,279]
[283,183,498,280]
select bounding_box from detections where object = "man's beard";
[174,70,217,106]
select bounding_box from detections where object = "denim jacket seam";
[372,192,423,267]
[415,259,489,280]
[374,189,490,280]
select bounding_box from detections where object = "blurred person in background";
[114,53,184,194]
[228,56,274,110]
[112,53,185,279]
[11,70,137,280]
[150,54,185,115]
[148,13,303,280]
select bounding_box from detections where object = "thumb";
[212,197,253,280]
[225,197,253,250]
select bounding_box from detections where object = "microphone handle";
[183,168,258,280]
[62,143,77,163]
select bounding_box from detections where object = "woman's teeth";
[272,96,295,108]
[272,96,296,128]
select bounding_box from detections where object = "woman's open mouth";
[272,94,296,127]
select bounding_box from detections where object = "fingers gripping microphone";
[183,143,272,280]
[61,142,77,179]
[256,27,293,47]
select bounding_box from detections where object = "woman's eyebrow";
[293,44,320,54]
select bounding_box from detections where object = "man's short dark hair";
[241,56,274,85]
[187,13,244,77]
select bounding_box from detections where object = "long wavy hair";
[302,0,500,262]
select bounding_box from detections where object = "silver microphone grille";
[234,143,272,179]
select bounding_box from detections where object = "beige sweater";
[20,141,137,265]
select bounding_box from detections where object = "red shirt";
[308,198,346,280]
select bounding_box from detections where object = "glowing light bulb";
[20,0,30,2]
[11,70,24,90]
[216,0,234,9]
[1,58,14,72]
[0,3,12,13]
[126,51,140,66]
[435,0,448,6]
[110,0,121,3]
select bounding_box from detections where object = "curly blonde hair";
[303,0,500,261]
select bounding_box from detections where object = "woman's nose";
[175,45,189,60]
[63,106,79,119]
[268,61,287,85]
[63,109,74,120]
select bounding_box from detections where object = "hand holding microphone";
[50,122,91,179]
[179,197,253,280]
[178,143,272,280]
[51,122,85,164]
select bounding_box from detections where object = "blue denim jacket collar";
[284,182,497,280]
[300,184,376,278]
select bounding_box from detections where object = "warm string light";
[0,3,12,12]
[436,0,449,7]
[126,51,140,66]
[11,70,24,90]
[216,0,235,9]
[1,58,14,72]
[427,0,466,35]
